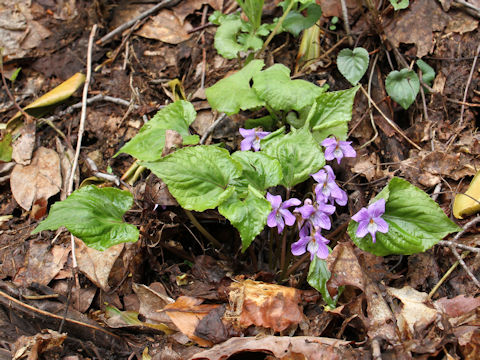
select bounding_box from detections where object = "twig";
[200,5,208,90]
[340,0,354,46]
[359,85,422,150]
[359,53,379,149]
[452,0,480,18]
[428,251,468,300]
[418,70,429,124]
[96,0,181,45]
[184,210,222,249]
[199,113,227,144]
[438,241,480,253]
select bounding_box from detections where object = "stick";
[96,0,181,45]
[199,113,227,144]
[340,0,354,46]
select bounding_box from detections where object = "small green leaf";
[0,133,12,162]
[252,64,325,111]
[206,59,265,115]
[337,48,369,86]
[263,127,324,188]
[348,177,461,256]
[417,59,435,93]
[213,18,245,59]
[232,151,283,191]
[236,0,265,30]
[9,67,21,83]
[32,186,139,251]
[308,85,359,141]
[282,4,322,37]
[307,256,336,308]
[218,186,271,251]
[117,100,196,161]
[142,146,242,212]
[389,0,409,10]
[245,115,275,131]
[385,69,419,110]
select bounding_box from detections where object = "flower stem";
[279,188,292,275]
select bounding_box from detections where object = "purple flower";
[294,198,336,231]
[321,137,356,164]
[266,193,301,234]
[351,198,389,243]
[291,223,330,260]
[312,165,348,206]
[239,128,270,151]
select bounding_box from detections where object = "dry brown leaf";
[351,153,380,182]
[11,122,36,165]
[74,238,124,291]
[386,286,438,336]
[227,279,304,332]
[384,1,449,58]
[12,330,66,360]
[445,10,478,34]
[317,0,357,18]
[327,242,365,293]
[133,282,175,325]
[10,146,62,210]
[435,295,480,318]
[174,0,223,25]
[13,241,70,287]
[191,110,215,139]
[137,9,193,44]
[190,336,352,360]
[164,296,221,347]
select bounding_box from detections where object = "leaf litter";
[0,0,480,359]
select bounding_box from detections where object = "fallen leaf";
[227,279,304,332]
[351,153,380,182]
[194,305,229,344]
[174,0,223,25]
[74,239,124,291]
[435,295,480,318]
[190,336,353,360]
[12,330,66,360]
[384,1,449,58]
[104,305,173,334]
[445,10,478,34]
[11,122,36,165]
[10,146,62,210]
[13,241,70,287]
[133,282,175,325]
[137,9,193,44]
[326,242,365,294]
[164,296,221,347]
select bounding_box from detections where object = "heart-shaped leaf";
[32,186,139,251]
[337,48,369,85]
[218,186,271,251]
[389,0,409,10]
[307,256,336,308]
[348,177,461,256]
[142,146,242,212]
[232,151,283,191]
[385,69,419,110]
[206,59,265,115]
[282,3,322,37]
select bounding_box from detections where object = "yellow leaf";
[7,72,85,131]
[453,170,480,219]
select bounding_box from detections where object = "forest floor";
[1,0,480,359]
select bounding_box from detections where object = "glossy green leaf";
[142,146,242,212]
[348,177,461,256]
[389,0,409,10]
[245,115,275,131]
[307,256,336,308]
[308,85,359,141]
[236,0,264,29]
[213,18,245,59]
[337,48,369,86]
[263,127,324,188]
[0,133,12,162]
[32,186,139,251]
[252,64,325,111]
[9,67,21,83]
[232,151,283,191]
[417,59,435,94]
[282,4,322,37]
[117,100,196,161]
[206,59,265,115]
[385,69,419,110]
[218,186,271,251]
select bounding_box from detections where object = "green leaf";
[389,0,409,10]
[308,85,359,141]
[417,59,435,93]
[32,186,139,251]
[142,146,242,212]
[213,18,245,59]
[236,0,264,30]
[245,115,275,131]
[337,48,369,86]
[117,100,196,161]
[282,4,322,37]
[0,133,12,162]
[9,67,21,83]
[263,127,324,188]
[218,186,271,251]
[252,64,325,112]
[232,151,283,191]
[206,59,265,115]
[307,256,336,308]
[348,177,461,256]
[385,69,419,110]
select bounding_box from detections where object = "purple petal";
[294,202,315,219]
[339,141,356,158]
[279,208,296,226]
[368,199,386,218]
[276,215,285,234]
[312,212,331,230]
[311,169,327,183]
[239,128,255,137]
[240,138,253,151]
[282,198,301,208]
[351,208,369,222]
[315,241,330,260]
[324,165,336,180]
[315,184,329,203]
[267,211,278,228]
[256,131,270,139]
[317,202,336,215]
[291,237,309,256]
[334,188,348,206]
[299,222,312,238]
[324,147,335,161]
[370,229,377,243]
[374,217,389,233]
[252,138,261,151]
[356,221,369,238]
[321,137,338,148]
[266,192,282,210]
